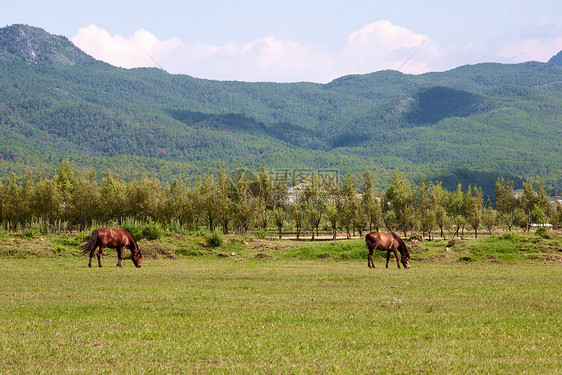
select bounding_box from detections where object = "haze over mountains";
[1,24,561,195]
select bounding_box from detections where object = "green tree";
[494,178,516,231]
[416,180,436,239]
[216,168,233,234]
[533,179,550,227]
[465,185,483,238]
[127,174,161,222]
[361,171,382,232]
[230,171,255,233]
[32,175,61,231]
[258,166,273,208]
[481,198,497,235]
[431,182,448,239]
[449,183,465,238]
[385,171,415,236]
[271,170,289,208]
[530,205,546,229]
[303,173,325,239]
[56,160,77,222]
[352,203,369,237]
[256,198,269,230]
[99,172,126,224]
[159,177,191,228]
[190,177,205,231]
[551,196,562,229]
[3,174,22,230]
[288,185,306,240]
[4,174,34,230]
[515,208,528,231]
[306,203,322,240]
[199,173,219,232]
[519,179,536,232]
[272,207,285,239]
[325,202,340,240]
[68,171,99,230]
[339,174,358,239]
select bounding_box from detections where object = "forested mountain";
[549,51,562,66]
[1,24,562,196]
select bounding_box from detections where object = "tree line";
[1,161,561,238]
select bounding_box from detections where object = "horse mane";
[124,229,140,255]
[391,232,409,257]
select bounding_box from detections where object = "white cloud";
[72,25,180,69]
[72,25,338,82]
[164,36,337,82]
[342,20,435,74]
[72,21,436,82]
[497,37,562,62]
[72,20,561,83]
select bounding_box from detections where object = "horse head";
[401,255,410,269]
[132,251,142,267]
[131,246,142,268]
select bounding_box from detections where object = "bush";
[123,221,165,241]
[535,226,551,239]
[408,233,423,241]
[141,221,165,240]
[206,230,223,248]
[23,228,39,239]
[499,231,523,243]
[254,227,268,239]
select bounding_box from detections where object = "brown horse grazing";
[80,228,142,268]
[365,231,410,269]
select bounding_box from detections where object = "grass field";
[1,254,561,374]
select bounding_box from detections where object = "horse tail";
[79,230,98,254]
[365,232,375,250]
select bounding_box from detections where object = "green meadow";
[0,237,561,374]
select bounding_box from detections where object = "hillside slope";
[1,24,562,194]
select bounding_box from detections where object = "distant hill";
[548,50,562,66]
[1,24,562,196]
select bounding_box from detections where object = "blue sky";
[2,0,562,82]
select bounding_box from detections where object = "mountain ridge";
[0,24,561,196]
[0,24,98,65]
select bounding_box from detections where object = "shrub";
[254,227,268,240]
[206,230,223,248]
[123,221,165,241]
[535,226,551,239]
[499,231,522,243]
[408,233,423,241]
[142,221,165,240]
[23,228,39,239]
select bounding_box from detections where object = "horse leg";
[88,247,96,268]
[97,246,104,267]
[393,249,401,269]
[117,247,124,268]
[386,251,391,268]
[367,239,378,268]
[368,249,374,268]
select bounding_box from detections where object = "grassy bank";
[0,229,560,264]
[0,258,561,373]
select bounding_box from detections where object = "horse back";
[366,231,399,250]
[96,228,134,248]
